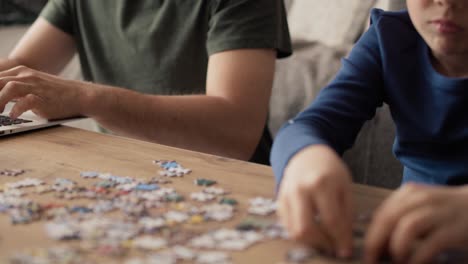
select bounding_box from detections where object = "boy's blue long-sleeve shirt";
[271,9,468,186]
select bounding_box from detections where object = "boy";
[0,0,291,164]
[271,0,468,263]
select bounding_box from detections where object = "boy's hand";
[365,183,468,264]
[277,144,354,258]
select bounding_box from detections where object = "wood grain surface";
[0,126,391,263]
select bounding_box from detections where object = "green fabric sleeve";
[39,0,74,35]
[207,0,292,58]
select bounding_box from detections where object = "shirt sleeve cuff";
[270,121,329,190]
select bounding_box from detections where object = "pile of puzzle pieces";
[1,161,291,264]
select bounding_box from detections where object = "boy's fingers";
[409,226,457,264]
[277,194,292,235]
[365,201,399,263]
[365,184,435,263]
[340,186,354,258]
[315,188,353,258]
[289,190,333,253]
[389,208,437,262]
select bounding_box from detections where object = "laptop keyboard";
[0,115,33,127]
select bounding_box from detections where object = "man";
[0,0,291,164]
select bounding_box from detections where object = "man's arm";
[0,58,20,72]
[0,48,276,161]
[86,49,276,160]
[0,17,75,74]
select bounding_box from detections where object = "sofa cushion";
[287,0,375,46]
[270,42,350,136]
[343,105,402,189]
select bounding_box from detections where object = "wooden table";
[0,126,391,263]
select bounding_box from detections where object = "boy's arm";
[271,12,386,258]
[271,23,385,185]
[1,17,76,74]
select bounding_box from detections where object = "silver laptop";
[0,101,84,136]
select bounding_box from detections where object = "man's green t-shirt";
[40,0,292,164]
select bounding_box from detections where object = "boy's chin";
[430,40,468,58]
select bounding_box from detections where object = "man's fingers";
[0,65,31,78]
[9,94,43,119]
[0,77,21,89]
[315,188,353,258]
[0,81,31,113]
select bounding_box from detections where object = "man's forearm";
[0,49,274,161]
[82,84,266,160]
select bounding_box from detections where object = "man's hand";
[0,16,79,119]
[277,144,354,258]
[0,66,90,119]
[365,184,468,264]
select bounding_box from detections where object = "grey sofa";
[270,0,407,189]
